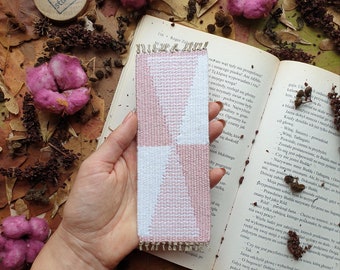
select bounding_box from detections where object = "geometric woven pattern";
[136,50,210,250]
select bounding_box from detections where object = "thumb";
[92,111,137,165]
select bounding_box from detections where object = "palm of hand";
[49,103,224,269]
[58,118,139,268]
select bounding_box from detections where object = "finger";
[209,101,223,121]
[209,119,225,143]
[92,111,138,164]
[209,168,226,188]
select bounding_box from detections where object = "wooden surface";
[0,0,339,269]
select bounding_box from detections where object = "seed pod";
[207,24,216,33]
[296,89,305,98]
[304,86,312,97]
[215,11,227,27]
[284,175,295,184]
[222,25,232,37]
[95,70,104,80]
[295,97,302,108]
[290,182,305,192]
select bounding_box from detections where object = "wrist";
[31,226,109,270]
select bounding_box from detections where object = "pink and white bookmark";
[136,48,210,251]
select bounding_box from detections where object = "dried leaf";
[10,118,26,132]
[0,72,19,115]
[5,176,17,205]
[0,101,9,122]
[37,110,59,142]
[277,29,311,45]
[319,38,335,51]
[0,0,41,47]
[197,0,218,18]
[148,0,175,16]
[13,198,30,218]
[68,124,78,138]
[150,0,187,18]
[49,181,72,219]
[327,8,340,27]
[282,0,297,11]
[64,134,98,162]
[279,7,296,31]
[0,47,25,95]
[6,134,27,141]
[254,30,276,48]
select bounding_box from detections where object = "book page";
[98,15,280,269]
[214,61,339,270]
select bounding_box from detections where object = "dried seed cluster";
[328,85,340,131]
[263,8,315,63]
[284,175,306,192]
[0,138,77,187]
[34,15,126,59]
[33,17,51,37]
[263,8,282,45]
[295,83,312,109]
[187,0,197,21]
[296,0,340,53]
[207,10,233,37]
[46,24,123,53]
[22,93,43,143]
[267,47,314,63]
[287,230,312,260]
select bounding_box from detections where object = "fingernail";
[122,111,134,124]
[217,119,226,127]
[221,168,226,175]
[216,101,224,110]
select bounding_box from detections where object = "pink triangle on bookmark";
[136,56,172,146]
[148,54,198,141]
[136,49,210,251]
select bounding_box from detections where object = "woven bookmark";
[136,49,210,251]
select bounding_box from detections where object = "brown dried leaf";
[277,29,311,45]
[279,8,297,31]
[0,102,10,122]
[13,198,30,218]
[5,176,17,205]
[0,155,27,208]
[0,72,19,115]
[282,0,297,11]
[0,0,41,47]
[150,0,187,18]
[327,8,340,27]
[6,134,27,141]
[319,38,335,51]
[254,30,276,48]
[37,110,59,142]
[49,177,73,219]
[0,47,25,95]
[10,119,26,132]
[197,0,218,18]
[64,134,98,162]
[94,8,120,40]
[68,124,78,138]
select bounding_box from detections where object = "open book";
[98,15,340,270]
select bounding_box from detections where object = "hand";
[32,102,225,270]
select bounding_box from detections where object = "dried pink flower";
[26,54,90,115]
[228,0,278,19]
